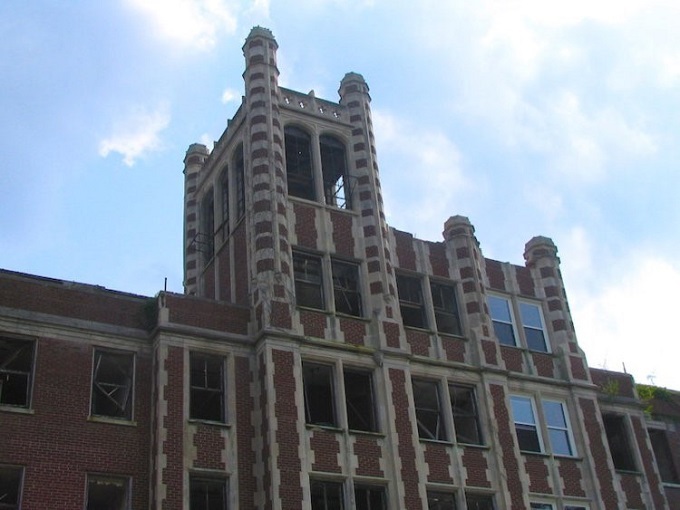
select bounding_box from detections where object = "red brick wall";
[309,429,341,473]
[406,329,430,357]
[330,210,355,258]
[531,352,555,378]
[557,458,585,497]
[441,336,466,363]
[2,337,151,509]
[192,423,225,470]
[235,355,256,510]
[462,447,491,488]
[162,345,184,510]
[382,321,401,349]
[232,222,249,306]
[524,455,552,494]
[427,242,448,278]
[485,259,506,291]
[515,266,535,297]
[338,317,366,346]
[394,230,416,271]
[165,294,250,334]
[500,345,524,372]
[203,259,216,299]
[423,443,452,483]
[299,309,327,338]
[619,472,644,508]
[353,435,384,477]
[630,415,666,509]
[217,241,232,302]
[294,203,318,250]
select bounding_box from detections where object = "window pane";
[332,260,362,317]
[543,401,566,428]
[510,397,535,424]
[311,480,344,510]
[602,414,636,471]
[488,296,512,322]
[0,466,22,507]
[344,370,376,432]
[303,363,336,426]
[516,425,542,452]
[427,490,456,510]
[190,478,227,510]
[285,126,315,201]
[320,135,349,209]
[549,429,572,456]
[524,328,547,352]
[0,338,33,407]
[190,354,225,422]
[87,475,129,510]
[519,303,542,328]
[492,322,515,346]
[294,253,324,310]
[397,275,426,328]
[431,283,462,335]
[91,350,134,420]
[465,493,494,510]
[530,504,553,510]
[450,385,482,445]
[413,380,445,440]
[354,485,386,510]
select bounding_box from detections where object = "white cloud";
[373,110,470,240]
[221,87,240,104]
[99,105,170,166]
[127,0,238,50]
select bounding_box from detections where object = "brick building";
[2,26,679,510]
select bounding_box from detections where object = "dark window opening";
[465,493,495,510]
[294,252,324,310]
[311,480,344,510]
[303,363,336,427]
[91,350,134,420]
[511,396,541,453]
[190,353,225,422]
[529,504,553,510]
[0,338,34,408]
[332,260,362,317]
[344,369,376,432]
[190,477,227,510]
[431,282,462,335]
[201,189,215,263]
[219,166,230,241]
[0,466,22,510]
[320,135,350,209]
[603,414,637,471]
[649,428,678,482]
[234,144,245,220]
[354,485,386,510]
[86,475,129,510]
[285,126,315,201]
[488,296,516,346]
[427,490,456,510]
[413,379,445,440]
[397,274,426,329]
[450,385,482,445]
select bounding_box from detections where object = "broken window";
[332,260,362,317]
[450,385,482,445]
[488,296,517,346]
[219,166,230,240]
[354,485,386,510]
[0,338,34,408]
[320,135,350,208]
[413,379,446,440]
[427,491,456,510]
[91,349,134,420]
[431,282,462,336]
[602,413,637,471]
[344,369,376,432]
[397,274,427,329]
[0,465,23,510]
[543,400,574,456]
[649,428,679,483]
[190,477,227,510]
[200,189,215,263]
[303,363,336,427]
[190,353,225,423]
[465,493,495,510]
[310,479,344,510]
[519,302,548,352]
[234,144,245,220]
[285,126,315,201]
[293,252,324,310]
[86,475,130,510]
[510,395,542,452]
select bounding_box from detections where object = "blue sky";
[2,1,679,388]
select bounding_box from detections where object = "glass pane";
[492,322,515,346]
[549,429,572,456]
[427,491,456,510]
[465,493,494,510]
[344,370,375,432]
[519,302,542,328]
[516,425,541,452]
[524,328,547,352]
[543,401,566,428]
[303,364,336,426]
[488,296,511,322]
[530,504,553,510]
[510,396,535,424]
[0,467,21,505]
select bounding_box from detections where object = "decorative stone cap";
[184,143,209,166]
[341,72,367,85]
[443,215,475,240]
[524,236,558,263]
[247,26,276,42]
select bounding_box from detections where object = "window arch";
[284,126,315,200]
[320,134,350,208]
[233,144,245,220]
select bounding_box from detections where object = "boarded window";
[285,126,315,201]
[190,353,225,422]
[0,338,34,408]
[320,135,350,208]
[91,350,134,420]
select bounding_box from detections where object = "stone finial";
[443,215,475,240]
[247,26,276,43]
[339,72,370,102]
[524,236,558,264]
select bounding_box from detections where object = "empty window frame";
[0,337,34,408]
[310,479,344,510]
[354,485,386,510]
[332,260,362,317]
[431,282,462,336]
[293,252,324,310]
[519,302,548,352]
[465,493,495,510]
[449,384,483,445]
[285,126,315,201]
[344,369,376,432]
[602,413,637,471]
[510,396,542,453]
[190,477,227,510]
[649,428,679,483]
[413,379,446,441]
[397,274,427,329]
[219,166,230,240]
[0,465,23,510]
[427,490,456,510]
[86,475,130,510]
[530,504,554,510]
[543,400,574,456]
[303,362,336,427]
[190,353,225,423]
[488,295,517,346]
[233,145,245,220]
[320,135,350,209]
[201,189,215,263]
[91,349,134,420]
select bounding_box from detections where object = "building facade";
[2,26,679,510]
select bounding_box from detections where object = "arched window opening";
[233,144,245,220]
[219,166,229,241]
[285,126,315,201]
[200,188,215,263]
[320,135,350,208]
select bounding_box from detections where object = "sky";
[1,0,679,389]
